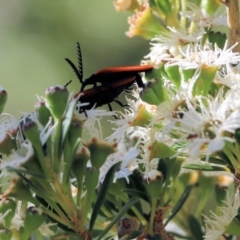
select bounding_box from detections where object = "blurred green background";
[0,0,149,118]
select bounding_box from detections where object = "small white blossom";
[99,142,140,183]
[145,26,205,64]
[216,69,240,88]
[107,92,153,142]
[0,114,18,144]
[166,42,240,71]
[204,188,240,240]
[162,92,240,160]
[0,142,34,177]
[181,3,227,29]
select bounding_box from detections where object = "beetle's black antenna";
[65,42,83,84]
[65,58,83,83]
[64,80,72,87]
[76,42,83,82]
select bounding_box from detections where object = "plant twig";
[219,0,240,52]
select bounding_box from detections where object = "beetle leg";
[135,74,145,88]
[79,107,88,117]
[107,103,113,111]
[124,88,133,93]
[114,99,129,108]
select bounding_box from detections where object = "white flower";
[0,114,18,145]
[143,169,161,181]
[99,142,140,183]
[181,3,227,29]
[38,222,56,237]
[143,44,170,68]
[216,69,240,88]
[107,91,153,142]
[166,42,240,71]
[203,188,240,240]
[145,26,205,64]
[0,142,34,177]
[162,92,240,160]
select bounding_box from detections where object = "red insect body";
[66,42,153,114]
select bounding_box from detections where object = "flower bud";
[114,0,138,12]
[86,138,116,169]
[0,129,18,155]
[140,86,160,105]
[0,198,17,227]
[68,119,84,146]
[0,87,7,114]
[164,64,181,88]
[45,85,69,120]
[143,170,163,199]
[140,78,165,105]
[21,206,46,239]
[72,148,89,191]
[148,141,176,160]
[126,6,166,39]
[193,66,218,96]
[22,119,41,148]
[34,101,52,126]
[0,228,12,240]
[131,104,153,127]
[179,68,196,82]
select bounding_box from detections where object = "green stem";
[148,198,157,236]
[223,142,240,171]
[53,119,62,173]
[34,145,51,180]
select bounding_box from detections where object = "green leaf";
[89,162,121,232]
[6,167,45,179]
[122,189,149,202]
[187,215,204,240]
[155,0,172,15]
[208,31,227,49]
[61,95,79,145]
[165,186,192,225]
[97,197,139,240]
[225,218,240,236]
[207,157,227,165]
[149,141,176,160]
[62,138,81,184]
[183,164,228,172]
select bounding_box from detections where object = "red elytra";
[95,65,153,74]
[82,64,152,91]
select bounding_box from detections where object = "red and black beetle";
[66,42,152,114]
